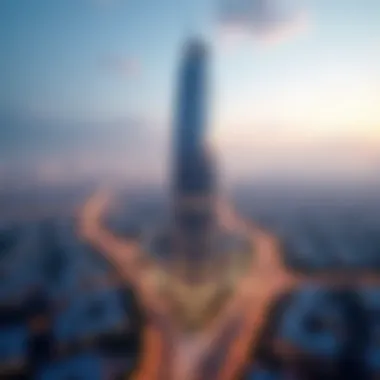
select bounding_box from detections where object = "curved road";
[78,190,380,380]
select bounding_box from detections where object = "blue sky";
[1,0,380,186]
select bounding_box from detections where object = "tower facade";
[172,38,217,284]
[145,37,252,329]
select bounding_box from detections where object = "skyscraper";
[172,38,217,284]
[135,37,252,329]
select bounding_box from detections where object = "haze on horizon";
[1,0,380,188]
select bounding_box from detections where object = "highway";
[78,190,380,380]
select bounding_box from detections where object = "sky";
[1,0,380,187]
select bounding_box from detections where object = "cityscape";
[2,0,380,379]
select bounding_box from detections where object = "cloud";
[101,55,141,78]
[217,0,310,45]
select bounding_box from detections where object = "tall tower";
[172,38,217,284]
[149,37,252,329]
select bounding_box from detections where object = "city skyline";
[1,0,380,186]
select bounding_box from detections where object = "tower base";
[144,227,254,331]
